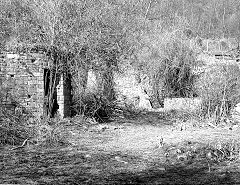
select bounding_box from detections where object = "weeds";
[0,83,71,148]
[136,22,198,107]
[160,39,197,99]
[71,56,119,122]
[31,117,71,148]
[196,63,240,124]
[72,92,117,122]
[0,80,33,146]
[165,140,240,166]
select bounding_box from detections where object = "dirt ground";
[1,112,240,185]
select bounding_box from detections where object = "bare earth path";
[1,112,240,184]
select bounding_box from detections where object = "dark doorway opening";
[44,69,59,117]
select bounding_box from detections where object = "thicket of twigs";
[1,0,240,148]
[134,17,199,109]
[196,62,240,123]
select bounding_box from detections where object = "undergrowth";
[196,63,240,124]
[165,140,240,166]
[72,92,118,123]
[135,17,198,107]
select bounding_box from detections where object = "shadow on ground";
[117,111,174,127]
[1,146,240,185]
[105,165,239,185]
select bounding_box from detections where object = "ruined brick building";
[0,47,72,118]
[0,44,158,119]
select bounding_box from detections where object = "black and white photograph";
[1,0,240,184]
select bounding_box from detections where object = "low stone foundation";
[164,98,202,112]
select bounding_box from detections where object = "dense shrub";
[196,62,240,122]
[136,23,198,106]
[70,52,119,122]
[160,39,197,98]
[72,92,118,123]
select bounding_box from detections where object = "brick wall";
[0,52,48,115]
[0,52,72,117]
[56,73,72,118]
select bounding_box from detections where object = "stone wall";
[56,74,72,117]
[0,52,71,118]
[164,98,202,112]
[0,53,47,114]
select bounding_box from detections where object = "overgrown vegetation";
[197,63,240,124]
[2,4,240,184]
[135,24,198,107]
[0,75,32,146]
[72,92,118,122]
[1,0,240,143]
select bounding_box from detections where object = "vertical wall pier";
[57,73,72,118]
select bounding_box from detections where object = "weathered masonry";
[0,50,72,118]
